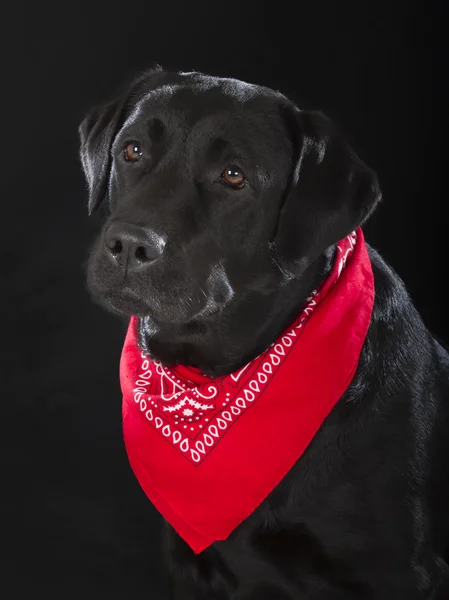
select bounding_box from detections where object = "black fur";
[79,68,449,598]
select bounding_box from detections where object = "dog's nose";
[104,223,164,269]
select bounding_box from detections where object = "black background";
[3,1,448,597]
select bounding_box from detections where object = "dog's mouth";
[98,287,153,317]
[95,283,222,325]
[88,251,235,324]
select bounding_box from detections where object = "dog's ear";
[79,99,126,215]
[79,65,164,215]
[273,109,381,275]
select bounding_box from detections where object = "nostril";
[107,238,123,257]
[135,245,150,263]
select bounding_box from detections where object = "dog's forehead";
[124,73,287,130]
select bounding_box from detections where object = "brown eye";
[222,165,246,188]
[124,141,142,162]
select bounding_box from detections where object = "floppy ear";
[273,109,381,274]
[79,99,126,215]
[79,65,165,215]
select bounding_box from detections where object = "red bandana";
[120,228,374,553]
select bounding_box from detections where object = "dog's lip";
[100,289,151,315]
[121,285,141,299]
[98,285,145,304]
[98,284,223,323]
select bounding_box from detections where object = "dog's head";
[79,67,380,361]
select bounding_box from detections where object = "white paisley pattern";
[131,231,357,465]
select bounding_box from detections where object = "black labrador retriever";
[79,66,449,599]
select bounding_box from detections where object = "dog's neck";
[138,247,336,378]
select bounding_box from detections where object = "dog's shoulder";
[349,244,449,428]
[367,243,441,360]
[334,243,449,429]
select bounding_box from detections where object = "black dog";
[79,67,449,599]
